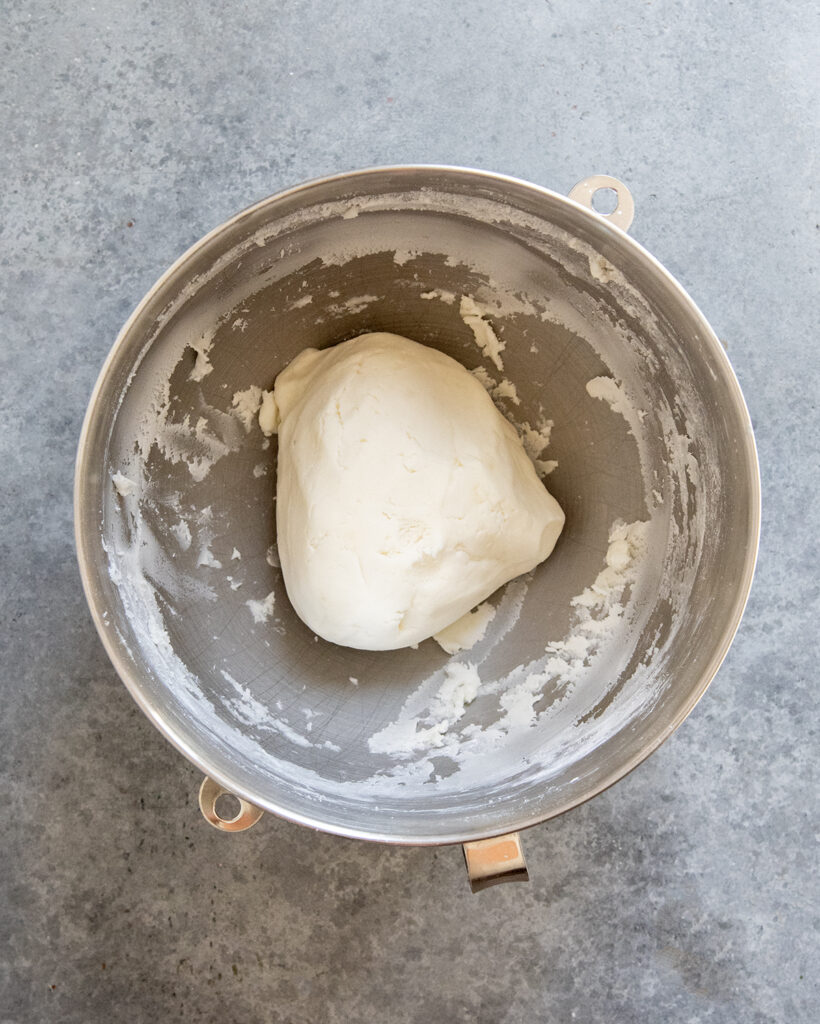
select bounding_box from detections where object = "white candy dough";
[273,333,565,650]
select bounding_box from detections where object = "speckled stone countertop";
[1,2,816,1022]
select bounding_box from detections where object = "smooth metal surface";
[75,165,761,846]
[198,776,264,833]
[463,833,529,892]
[569,174,635,232]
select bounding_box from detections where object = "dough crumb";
[231,386,263,431]
[459,295,505,371]
[420,288,456,304]
[197,545,221,569]
[171,520,192,550]
[258,390,279,436]
[520,419,554,462]
[492,378,520,405]
[589,253,617,283]
[246,592,276,624]
[111,472,137,497]
[535,459,558,477]
[188,338,214,382]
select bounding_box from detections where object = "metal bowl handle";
[462,832,529,892]
[568,174,635,232]
[198,776,264,832]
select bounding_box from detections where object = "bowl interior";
[76,169,759,842]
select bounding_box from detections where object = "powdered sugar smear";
[586,375,671,508]
[470,363,557,478]
[327,294,379,316]
[194,506,222,567]
[367,518,649,762]
[171,520,192,550]
[222,671,311,746]
[498,520,649,730]
[460,295,505,371]
[133,379,244,483]
[368,662,481,755]
[246,591,275,624]
[104,483,320,765]
[586,376,645,431]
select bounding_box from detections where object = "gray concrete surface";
[1,1,817,1021]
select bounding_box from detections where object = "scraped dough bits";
[273,333,565,651]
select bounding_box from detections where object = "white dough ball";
[274,333,564,651]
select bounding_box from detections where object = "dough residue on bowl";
[367,517,650,760]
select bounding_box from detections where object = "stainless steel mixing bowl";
[75,167,760,884]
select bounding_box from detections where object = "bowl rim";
[74,164,762,846]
